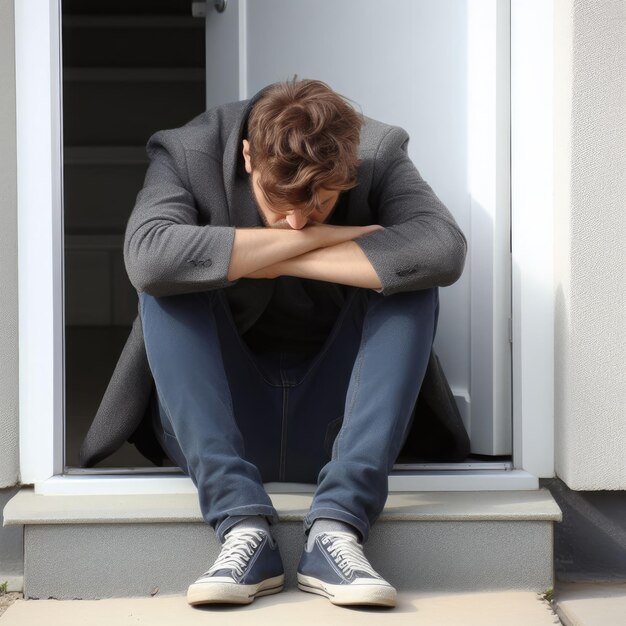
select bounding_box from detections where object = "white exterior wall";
[0,0,24,592]
[0,0,20,489]
[554,0,626,489]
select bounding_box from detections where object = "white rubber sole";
[297,572,397,607]
[187,573,285,605]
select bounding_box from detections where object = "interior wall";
[61,1,205,469]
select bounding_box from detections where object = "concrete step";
[2,486,562,600]
[0,588,563,625]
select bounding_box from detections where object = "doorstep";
[3,485,561,526]
[2,486,562,599]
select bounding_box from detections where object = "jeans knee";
[138,289,220,320]
[359,285,439,319]
[412,286,438,301]
[393,287,440,336]
[412,287,438,314]
[389,285,438,307]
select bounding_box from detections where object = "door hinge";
[508,317,513,343]
[192,1,227,17]
[191,2,206,17]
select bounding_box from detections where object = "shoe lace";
[204,528,265,578]
[320,531,381,578]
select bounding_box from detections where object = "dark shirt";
[237,191,351,356]
[240,276,348,356]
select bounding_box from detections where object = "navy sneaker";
[297,531,397,607]
[187,527,285,605]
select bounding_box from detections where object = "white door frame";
[15,0,553,495]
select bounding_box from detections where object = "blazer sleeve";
[353,125,468,296]
[123,129,239,297]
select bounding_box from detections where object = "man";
[127,77,467,608]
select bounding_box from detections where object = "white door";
[205,0,512,457]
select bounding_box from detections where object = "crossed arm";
[227,224,384,291]
[243,239,382,290]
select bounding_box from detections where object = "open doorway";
[63,0,514,482]
[62,0,205,470]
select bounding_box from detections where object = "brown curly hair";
[246,75,364,214]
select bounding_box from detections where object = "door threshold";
[36,466,537,495]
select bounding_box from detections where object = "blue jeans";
[138,283,439,544]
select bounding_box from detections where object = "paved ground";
[0,592,22,619]
[0,589,561,625]
[553,582,626,626]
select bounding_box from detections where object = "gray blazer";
[79,82,471,468]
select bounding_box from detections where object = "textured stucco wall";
[0,0,19,488]
[554,0,626,489]
[0,0,23,592]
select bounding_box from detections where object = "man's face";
[242,139,340,230]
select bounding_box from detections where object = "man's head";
[242,77,364,230]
